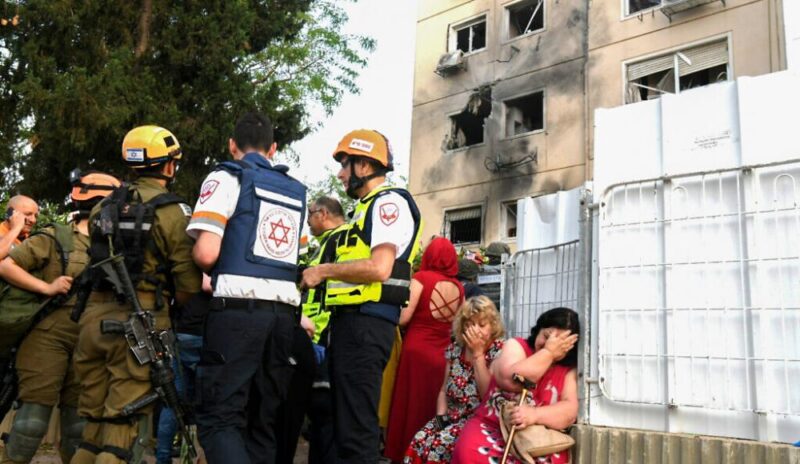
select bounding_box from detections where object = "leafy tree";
[0,0,374,206]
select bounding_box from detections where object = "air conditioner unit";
[435,50,466,77]
[661,0,724,22]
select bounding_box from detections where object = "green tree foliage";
[0,0,374,206]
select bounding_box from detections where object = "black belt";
[210,297,295,313]
[330,305,361,316]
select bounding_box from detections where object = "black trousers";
[196,303,297,464]
[329,311,394,464]
[308,352,335,464]
[275,325,316,464]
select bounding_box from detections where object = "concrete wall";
[409,0,785,248]
[587,0,785,160]
[410,0,588,245]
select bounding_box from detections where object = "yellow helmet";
[121,125,182,169]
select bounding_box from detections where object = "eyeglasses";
[308,208,325,216]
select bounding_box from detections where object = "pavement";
[2,439,311,463]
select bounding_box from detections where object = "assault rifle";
[94,237,196,459]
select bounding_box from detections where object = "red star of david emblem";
[268,218,291,248]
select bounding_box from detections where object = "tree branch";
[134,0,152,58]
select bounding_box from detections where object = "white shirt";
[186,169,301,306]
[365,183,415,255]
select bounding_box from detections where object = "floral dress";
[403,339,504,463]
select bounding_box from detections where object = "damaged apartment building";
[408,0,790,249]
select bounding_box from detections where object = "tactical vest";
[324,186,423,309]
[0,224,75,359]
[89,184,186,307]
[212,153,307,287]
[302,223,349,342]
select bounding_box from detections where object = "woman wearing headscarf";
[384,237,465,462]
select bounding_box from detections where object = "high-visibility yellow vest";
[301,223,348,343]
[325,186,423,308]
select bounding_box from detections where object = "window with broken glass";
[627,0,662,15]
[506,0,544,39]
[445,89,492,150]
[625,39,729,104]
[504,91,544,137]
[443,206,483,245]
[451,17,487,54]
[501,200,518,239]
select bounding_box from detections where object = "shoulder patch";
[178,203,193,217]
[199,179,220,204]
[378,202,400,226]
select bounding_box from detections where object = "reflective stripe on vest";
[212,153,307,286]
[324,186,423,308]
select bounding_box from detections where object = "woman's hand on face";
[464,323,490,358]
[509,404,538,429]
[543,329,578,361]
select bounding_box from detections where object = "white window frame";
[449,14,488,55]
[622,0,664,18]
[622,35,732,105]
[503,0,546,43]
[442,204,484,245]
[502,88,546,139]
[500,199,520,241]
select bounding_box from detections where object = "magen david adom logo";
[258,208,297,259]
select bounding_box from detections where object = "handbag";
[497,402,575,462]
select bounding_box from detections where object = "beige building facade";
[408,0,789,249]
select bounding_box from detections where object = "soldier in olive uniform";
[70,126,202,464]
[0,172,120,464]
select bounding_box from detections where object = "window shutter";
[445,207,482,222]
[627,54,675,81]
[678,40,729,76]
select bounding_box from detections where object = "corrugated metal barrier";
[570,424,800,464]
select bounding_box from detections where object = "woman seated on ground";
[451,307,580,464]
[403,296,505,464]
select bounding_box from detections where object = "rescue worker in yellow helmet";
[0,171,120,464]
[70,126,202,464]
[301,129,424,463]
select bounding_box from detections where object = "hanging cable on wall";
[484,148,538,173]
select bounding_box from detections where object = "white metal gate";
[597,160,800,416]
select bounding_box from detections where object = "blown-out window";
[506,0,545,39]
[625,39,729,104]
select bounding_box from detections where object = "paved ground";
[2,439,311,463]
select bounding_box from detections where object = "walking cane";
[501,373,536,464]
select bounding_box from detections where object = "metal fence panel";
[597,160,800,415]
[501,240,581,339]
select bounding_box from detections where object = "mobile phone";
[5,207,13,220]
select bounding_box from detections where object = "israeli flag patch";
[126,148,145,162]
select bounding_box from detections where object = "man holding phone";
[0,195,39,260]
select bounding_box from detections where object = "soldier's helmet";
[121,126,182,170]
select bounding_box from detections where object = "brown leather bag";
[498,402,575,462]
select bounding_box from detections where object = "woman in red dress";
[451,307,580,464]
[384,237,465,462]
